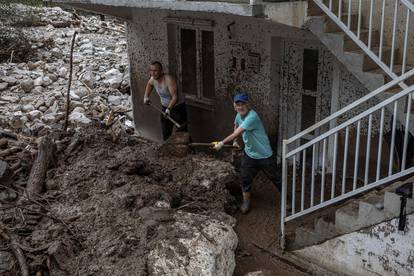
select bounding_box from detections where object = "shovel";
[148,102,181,128]
[189,142,240,149]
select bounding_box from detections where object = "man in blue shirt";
[212,92,282,214]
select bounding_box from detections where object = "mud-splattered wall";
[296,213,414,275]
[126,7,384,158]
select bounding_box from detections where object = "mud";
[0,129,237,275]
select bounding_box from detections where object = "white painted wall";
[296,214,414,276]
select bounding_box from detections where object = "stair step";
[358,199,386,226]
[342,29,380,51]
[367,65,414,85]
[335,201,359,232]
[348,46,395,71]
[308,0,342,16]
[325,13,360,33]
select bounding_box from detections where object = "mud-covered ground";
[1,129,238,275]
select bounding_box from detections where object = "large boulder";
[148,212,238,276]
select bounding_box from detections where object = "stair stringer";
[286,177,414,251]
[304,15,414,135]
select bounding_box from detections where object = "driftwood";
[26,136,56,197]
[0,223,29,276]
[64,31,78,132]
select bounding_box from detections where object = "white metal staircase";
[280,0,414,250]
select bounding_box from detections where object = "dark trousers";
[240,154,282,193]
[161,103,187,141]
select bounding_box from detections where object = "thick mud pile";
[0,130,238,275]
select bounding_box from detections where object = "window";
[178,27,215,104]
[302,49,319,91]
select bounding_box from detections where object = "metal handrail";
[280,0,414,249]
[281,84,414,249]
[286,69,414,145]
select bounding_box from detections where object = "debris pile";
[0,5,241,275]
[0,5,131,138]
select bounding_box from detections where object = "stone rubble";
[0,5,132,136]
[0,5,239,276]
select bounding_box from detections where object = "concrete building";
[56,0,414,275]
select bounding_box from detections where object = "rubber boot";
[240,192,251,214]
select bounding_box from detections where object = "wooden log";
[0,223,29,276]
[26,136,56,197]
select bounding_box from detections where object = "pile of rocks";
[0,5,132,135]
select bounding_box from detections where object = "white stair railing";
[280,69,414,249]
[311,0,414,89]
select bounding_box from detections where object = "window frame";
[176,24,215,107]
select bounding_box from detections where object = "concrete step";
[367,65,414,85]
[335,200,359,232]
[325,13,360,32]
[287,177,414,251]
[307,0,342,16]
[348,46,394,71]
[342,29,380,51]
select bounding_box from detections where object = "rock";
[35,100,45,109]
[42,113,56,124]
[69,112,92,125]
[0,96,18,103]
[0,251,13,274]
[80,69,94,88]
[32,86,43,94]
[70,91,80,100]
[45,64,57,73]
[28,110,43,120]
[80,42,94,53]
[108,95,121,106]
[0,82,7,91]
[34,76,43,86]
[55,38,66,45]
[47,101,59,113]
[42,76,53,86]
[148,212,238,276]
[39,106,47,112]
[71,101,84,108]
[72,106,85,113]
[58,67,68,78]
[74,88,88,99]
[27,61,37,70]
[21,96,35,104]
[104,68,122,79]
[108,77,122,89]
[1,76,17,85]
[47,73,58,82]
[22,104,35,112]
[20,79,34,93]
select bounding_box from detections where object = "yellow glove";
[212,141,224,151]
[232,140,241,150]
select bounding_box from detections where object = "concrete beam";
[55,0,264,17]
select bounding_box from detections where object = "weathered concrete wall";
[295,214,414,276]
[126,7,384,158]
[127,8,318,145]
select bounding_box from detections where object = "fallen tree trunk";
[26,136,56,197]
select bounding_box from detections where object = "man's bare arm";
[144,79,154,100]
[166,75,178,109]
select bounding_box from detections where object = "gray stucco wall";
[126,7,387,160]
[296,214,414,276]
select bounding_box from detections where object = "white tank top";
[152,76,184,107]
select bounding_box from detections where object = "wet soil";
[230,173,311,276]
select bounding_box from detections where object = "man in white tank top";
[144,61,187,140]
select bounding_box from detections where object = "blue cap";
[234,93,248,103]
